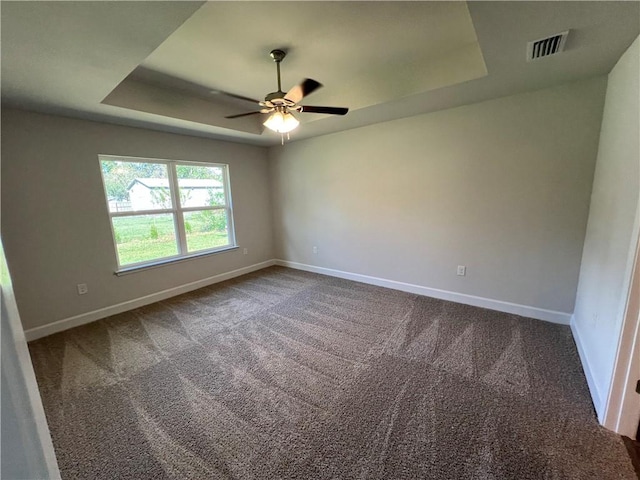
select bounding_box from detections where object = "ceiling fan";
[222,49,349,136]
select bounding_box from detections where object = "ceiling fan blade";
[285,79,323,103]
[300,105,349,115]
[225,111,263,119]
[212,90,261,104]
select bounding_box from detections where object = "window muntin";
[99,156,236,269]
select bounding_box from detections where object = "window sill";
[114,246,239,276]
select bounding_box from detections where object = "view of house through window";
[99,155,235,268]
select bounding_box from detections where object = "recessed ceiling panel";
[106,1,487,131]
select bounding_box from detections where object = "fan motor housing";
[265,91,286,102]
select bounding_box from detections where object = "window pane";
[112,214,178,266]
[175,164,225,208]
[184,210,230,253]
[100,160,172,212]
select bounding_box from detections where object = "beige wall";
[572,36,640,422]
[270,77,606,315]
[1,109,273,331]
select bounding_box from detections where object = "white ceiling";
[2,1,639,146]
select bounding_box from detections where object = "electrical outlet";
[313,246,318,254]
[77,283,88,295]
[457,265,466,276]
[243,248,248,255]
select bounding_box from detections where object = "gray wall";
[1,109,273,331]
[572,37,640,420]
[269,77,606,314]
[1,238,60,479]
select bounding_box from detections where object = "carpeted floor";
[29,266,635,479]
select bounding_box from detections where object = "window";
[99,155,236,271]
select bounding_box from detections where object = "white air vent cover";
[527,31,569,61]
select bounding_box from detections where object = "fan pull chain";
[279,132,291,145]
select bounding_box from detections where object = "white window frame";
[98,155,237,273]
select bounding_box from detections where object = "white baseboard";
[25,258,573,341]
[24,260,276,341]
[275,260,572,325]
[570,314,604,420]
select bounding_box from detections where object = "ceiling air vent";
[527,31,569,61]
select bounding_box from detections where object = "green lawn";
[112,214,229,266]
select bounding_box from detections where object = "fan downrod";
[267,49,288,98]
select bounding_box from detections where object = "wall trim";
[275,260,572,325]
[24,260,276,341]
[570,314,604,420]
[603,209,640,435]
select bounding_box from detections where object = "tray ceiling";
[2,1,638,146]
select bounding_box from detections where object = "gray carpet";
[29,266,635,479]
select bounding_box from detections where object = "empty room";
[2,1,639,479]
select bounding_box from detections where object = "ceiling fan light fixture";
[225,49,348,139]
[263,110,299,133]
